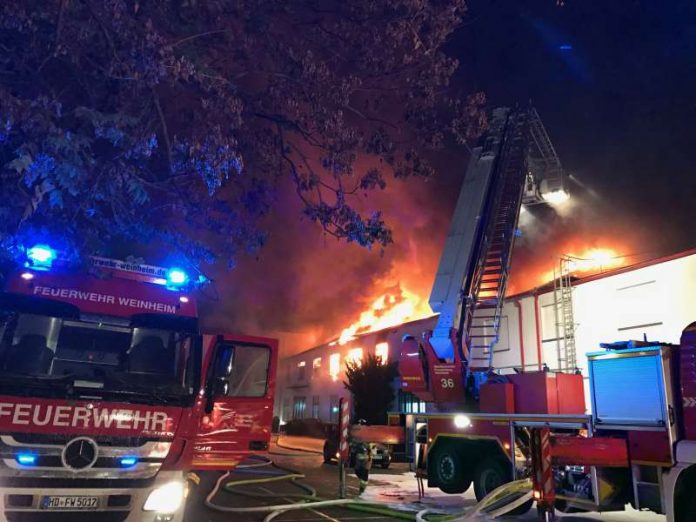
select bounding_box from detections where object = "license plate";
[42,496,99,510]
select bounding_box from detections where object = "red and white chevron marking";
[338,398,350,462]
[684,396,696,408]
[540,429,554,499]
[532,428,555,506]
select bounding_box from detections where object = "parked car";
[323,436,392,469]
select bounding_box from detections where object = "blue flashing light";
[16,453,37,466]
[166,268,189,286]
[26,244,56,268]
[559,44,573,51]
[119,456,138,468]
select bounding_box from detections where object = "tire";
[429,446,472,494]
[473,457,532,515]
[679,488,696,522]
[380,459,391,469]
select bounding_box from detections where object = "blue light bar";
[559,44,573,51]
[166,268,189,286]
[119,456,138,468]
[26,244,56,268]
[16,453,37,466]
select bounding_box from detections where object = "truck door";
[192,334,277,469]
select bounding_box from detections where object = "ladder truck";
[390,107,696,520]
[0,246,278,522]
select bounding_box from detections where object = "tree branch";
[151,87,173,172]
[172,30,229,48]
[38,0,67,72]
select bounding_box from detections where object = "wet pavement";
[184,437,665,522]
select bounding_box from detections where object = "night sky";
[207,1,696,352]
[455,0,696,255]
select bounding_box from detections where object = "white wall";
[572,254,696,370]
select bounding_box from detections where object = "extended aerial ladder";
[398,106,567,405]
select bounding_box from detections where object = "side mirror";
[204,377,229,414]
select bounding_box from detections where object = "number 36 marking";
[440,378,455,388]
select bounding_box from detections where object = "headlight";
[143,481,185,512]
[453,414,471,429]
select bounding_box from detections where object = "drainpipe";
[514,300,525,372]
[534,292,542,370]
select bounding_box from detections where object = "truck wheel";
[430,447,471,494]
[679,489,696,521]
[473,457,532,515]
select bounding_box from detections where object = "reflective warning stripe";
[339,398,350,462]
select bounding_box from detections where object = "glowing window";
[346,348,363,367]
[329,353,340,381]
[312,357,322,372]
[297,361,306,381]
[375,342,389,364]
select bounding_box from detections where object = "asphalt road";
[184,438,665,522]
[185,439,400,522]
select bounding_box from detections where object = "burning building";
[275,247,696,424]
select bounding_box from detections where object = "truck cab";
[0,247,277,521]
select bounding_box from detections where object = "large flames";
[537,247,627,282]
[508,240,634,295]
[334,244,632,345]
[336,245,632,344]
[336,285,432,345]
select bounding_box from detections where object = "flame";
[538,247,628,285]
[337,285,431,345]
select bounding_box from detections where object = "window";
[312,357,322,375]
[293,396,306,419]
[329,353,340,381]
[399,391,426,414]
[0,311,200,402]
[297,361,306,382]
[346,347,363,367]
[227,345,270,397]
[375,342,389,364]
[213,343,271,397]
[312,395,320,418]
[329,395,339,423]
[283,398,291,423]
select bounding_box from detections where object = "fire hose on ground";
[200,444,536,522]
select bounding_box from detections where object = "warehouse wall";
[275,251,696,422]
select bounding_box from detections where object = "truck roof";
[4,268,197,319]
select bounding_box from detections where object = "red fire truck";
[0,246,277,521]
[387,108,696,520]
[393,327,696,521]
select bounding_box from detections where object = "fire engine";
[0,246,278,521]
[369,107,696,520]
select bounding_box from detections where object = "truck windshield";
[0,312,198,406]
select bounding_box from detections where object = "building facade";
[275,249,696,424]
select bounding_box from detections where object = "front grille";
[5,512,129,522]
[0,477,157,489]
[5,496,32,508]
[9,434,160,447]
[107,495,131,508]
[0,434,169,481]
